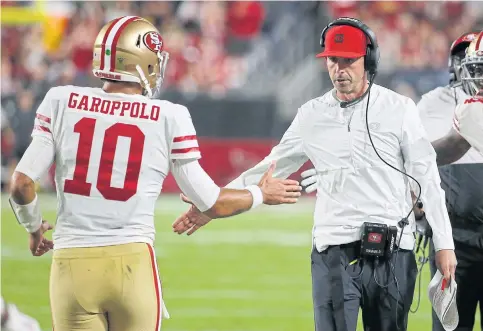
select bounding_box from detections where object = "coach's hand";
[29,220,54,256]
[257,162,302,205]
[300,168,317,193]
[435,249,457,285]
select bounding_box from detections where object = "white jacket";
[227,84,454,252]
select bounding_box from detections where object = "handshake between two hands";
[172,161,302,236]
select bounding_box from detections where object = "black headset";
[319,17,380,77]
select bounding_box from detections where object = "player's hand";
[172,198,211,236]
[435,249,457,286]
[258,162,302,205]
[29,220,54,256]
[300,168,317,193]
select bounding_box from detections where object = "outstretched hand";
[258,161,302,205]
[172,195,212,235]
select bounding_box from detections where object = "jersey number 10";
[64,118,145,202]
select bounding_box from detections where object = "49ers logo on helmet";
[143,31,163,53]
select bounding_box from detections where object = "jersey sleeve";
[170,159,220,212]
[15,136,55,181]
[169,106,202,160]
[31,88,56,140]
[453,97,483,154]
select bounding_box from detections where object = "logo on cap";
[335,34,344,43]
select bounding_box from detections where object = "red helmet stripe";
[476,32,483,51]
[100,16,140,72]
[109,16,139,72]
[100,17,123,70]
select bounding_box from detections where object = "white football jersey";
[454,97,483,155]
[417,85,483,163]
[32,85,201,249]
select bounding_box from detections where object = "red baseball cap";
[316,25,367,58]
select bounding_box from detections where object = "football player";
[419,30,483,331]
[8,16,302,331]
[450,32,483,155]
[431,31,483,163]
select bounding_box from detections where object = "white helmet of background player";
[448,31,479,87]
[461,31,483,96]
[92,16,169,99]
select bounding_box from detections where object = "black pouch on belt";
[360,222,399,259]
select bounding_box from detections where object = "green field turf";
[1,194,479,331]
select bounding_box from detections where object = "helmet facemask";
[461,56,483,97]
[136,50,170,99]
[449,53,464,86]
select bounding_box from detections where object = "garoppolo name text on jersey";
[67,92,161,121]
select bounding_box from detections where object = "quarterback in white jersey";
[20,85,214,249]
[8,16,301,331]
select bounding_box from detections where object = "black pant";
[429,240,483,331]
[311,242,418,331]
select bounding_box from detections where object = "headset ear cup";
[320,24,330,49]
[365,46,372,72]
[367,45,380,75]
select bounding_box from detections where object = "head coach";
[172,17,458,331]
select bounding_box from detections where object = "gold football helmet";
[92,16,169,98]
[461,31,483,96]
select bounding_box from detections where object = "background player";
[449,31,483,155]
[431,31,483,156]
[8,16,302,331]
[418,30,483,331]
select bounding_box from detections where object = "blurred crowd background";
[2,0,483,191]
